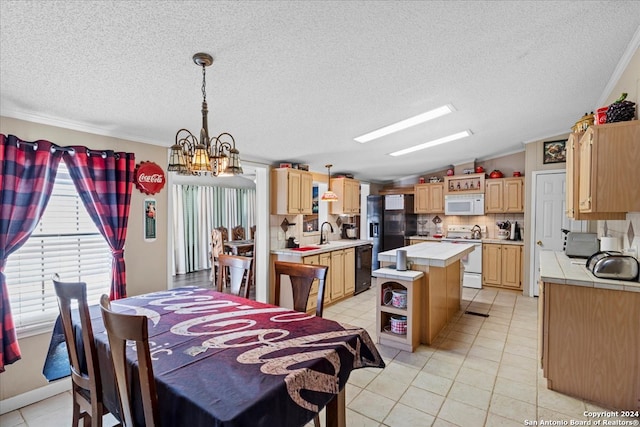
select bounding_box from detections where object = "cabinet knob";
[536,240,543,246]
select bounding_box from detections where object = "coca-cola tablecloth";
[45,286,385,427]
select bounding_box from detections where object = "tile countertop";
[409,236,524,245]
[481,238,524,245]
[270,239,372,256]
[539,251,640,292]
[378,242,474,268]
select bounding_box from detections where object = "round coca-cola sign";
[134,161,166,195]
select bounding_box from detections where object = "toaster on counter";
[586,251,639,281]
[564,232,599,258]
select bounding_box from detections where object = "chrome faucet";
[319,222,334,245]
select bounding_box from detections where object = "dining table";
[224,239,255,256]
[44,286,385,427]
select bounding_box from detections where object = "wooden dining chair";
[53,275,111,427]
[232,225,245,241]
[216,226,229,243]
[273,261,329,317]
[273,261,328,426]
[210,228,224,287]
[216,254,253,298]
[100,295,159,427]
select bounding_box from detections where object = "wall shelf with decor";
[444,173,485,194]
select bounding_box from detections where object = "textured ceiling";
[1,1,639,183]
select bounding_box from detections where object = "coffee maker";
[342,224,359,239]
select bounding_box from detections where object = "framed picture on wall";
[144,198,157,241]
[543,139,567,164]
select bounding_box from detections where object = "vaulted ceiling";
[1,1,639,183]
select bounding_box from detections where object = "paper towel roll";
[600,237,620,252]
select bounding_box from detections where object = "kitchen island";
[539,251,640,411]
[376,242,475,349]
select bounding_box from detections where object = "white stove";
[443,225,485,289]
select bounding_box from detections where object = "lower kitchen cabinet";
[301,248,355,312]
[482,243,522,290]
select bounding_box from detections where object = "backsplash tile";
[598,212,640,258]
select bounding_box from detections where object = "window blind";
[4,163,112,332]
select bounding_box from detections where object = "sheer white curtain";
[172,185,256,275]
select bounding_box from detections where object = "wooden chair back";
[273,261,328,317]
[232,225,245,241]
[100,295,159,427]
[53,275,109,427]
[216,254,253,298]
[216,226,229,243]
[250,225,256,240]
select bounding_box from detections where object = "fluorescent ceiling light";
[389,130,472,156]
[354,105,455,143]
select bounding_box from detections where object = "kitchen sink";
[291,246,320,252]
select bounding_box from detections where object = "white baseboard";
[0,379,71,414]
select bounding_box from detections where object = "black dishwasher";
[355,244,373,295]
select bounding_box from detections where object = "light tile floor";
[2,286,633,427]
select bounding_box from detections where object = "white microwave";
[445,194,485,216]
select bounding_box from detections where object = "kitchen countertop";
[378,241,474,268]
[270,239,372,256]
[539,250,640,292]
[409,235,524,245]
[481,238,524,245]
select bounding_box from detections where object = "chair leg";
[314,414,321,427]
[72,397,82,427]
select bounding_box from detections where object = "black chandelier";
[167,52,242,177]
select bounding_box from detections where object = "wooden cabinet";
[540,282,640,410]
[414,183,444,213]
[374,269,424,352]
[485,177,524,213]
[271,168,313,215]
[444,173,485,194]
[482,243,522,290]
[577,121,640,215]
[329,248,355,301]
[330,178,360,214]
[566,131,624,220]
[330,250,345,301]
[343,248,355,295]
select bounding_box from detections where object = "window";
[4,163,112,335]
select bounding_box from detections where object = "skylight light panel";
[389,130,472,156]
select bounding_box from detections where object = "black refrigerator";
[381,194,417,251]
[366,195,384,270]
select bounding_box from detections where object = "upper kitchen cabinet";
[485,177,524,213]
[330,177,360,215]
[414,182,444,213]
[566,131,624,220]
[271,168,313,215]
[577,121,640,215]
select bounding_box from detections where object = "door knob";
[536,240,543,246]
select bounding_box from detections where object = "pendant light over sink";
[321,164,339,202]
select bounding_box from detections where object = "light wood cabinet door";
[303,255,321,312]
[319,253,331,305]
[504,178,524,212]
[566,132,624,220]
[414,183,444,213]
[271,168,313,214]
[330,250,345,301]
[429,183,445,213]
[483,244,502,286]
[343,248,355,295]
[299,171,313,214]
[485,180,503,213]
[501,245,522,289]
[578,121,640,214]
[330,178,360,214]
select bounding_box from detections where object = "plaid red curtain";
[63,147,135,300]
[0,135,63,372]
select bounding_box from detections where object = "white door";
[530,171,585,296]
